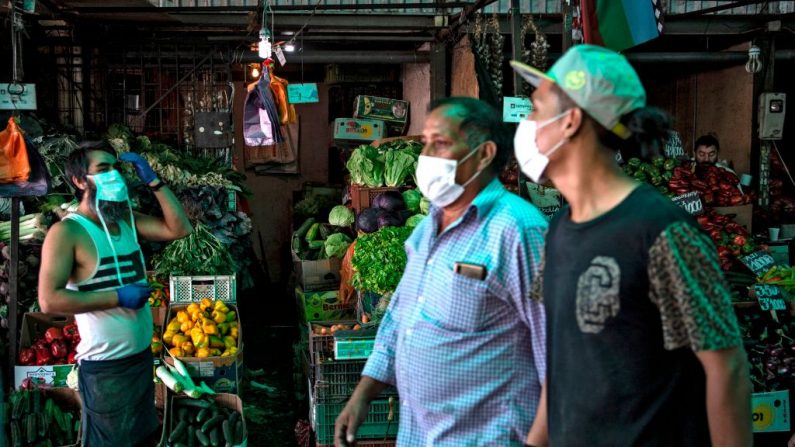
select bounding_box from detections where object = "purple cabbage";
[372,191,406,212]
[356,207,381,234]
[377,210,403,229]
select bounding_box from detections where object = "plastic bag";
[0,118,31,183]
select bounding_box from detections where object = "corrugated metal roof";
[150,0,793,15]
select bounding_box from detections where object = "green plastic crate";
[334,337,375,360]
[313,398,399,445]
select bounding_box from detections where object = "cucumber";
[188,425,196,447]
[210,427,221,447]
[178,407,189,422]
[195,430,210,447]
[294,217,316,239]
[11,420,21,447]
[202,415,225,434]
[305,223,321,243]
[178,399,213,409]
[233,420,245,444]
[26,413,37,444]
[308,240,325,250]
[173,444,188,447]
[227,412,239,425]
[38,413,47,438]
[196,408,211,424]
[318,223,332,240]
[169,421,188,443]
[222,420,233,444]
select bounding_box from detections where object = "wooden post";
[510,0,522,96]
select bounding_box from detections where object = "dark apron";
[78,348,158,447]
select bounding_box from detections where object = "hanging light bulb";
[259,27,272,59]
[746,45,762,74]
[251,65,261,78]
[284,42,296,52]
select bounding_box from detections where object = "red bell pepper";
[702,192,715,205]
[62,323,78,341]
[50,339,68,359]
[18,348,35,365]
[34,345,52,366]
[719,182,734,192]
[730,195,745,206]
[733,235,747,246]
[44,327,64,344]
[67,351,77,364]
[691,179,709,191]
[717,246,732,259]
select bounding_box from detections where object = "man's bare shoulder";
[46,218,88,245]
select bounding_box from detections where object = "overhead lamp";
[746,45,762,74]
[251,64,261,78]
[284,42,296,52]
[259,27,272,59]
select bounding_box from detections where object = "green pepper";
[633,171,648,182]
[652,156,665,169]
[663,158,679,171]
[628,158,641,168]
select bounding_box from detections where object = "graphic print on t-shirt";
[576,256,621,333]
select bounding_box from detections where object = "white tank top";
[64,213,152,361]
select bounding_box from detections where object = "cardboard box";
[715,204,753,233]
[15,313,76,389]
[163,276,243,394]
[163,393,248,447]
[353,95,409,136]
[292,250,342,291]
[333,118,386,143]
[296,288,354,324]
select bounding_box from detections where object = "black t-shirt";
[538,184,742,446]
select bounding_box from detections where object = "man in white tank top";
[38,141,193,446]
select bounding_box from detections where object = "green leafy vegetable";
[328,205,355,227]
[346,145,384,187]
[384,149,418,187]
[402,190,422,213]
[351,226,413,294]
[405,214,425,228]
[419,196,431,215]
[324,233,352,259]
[153,222,236,276]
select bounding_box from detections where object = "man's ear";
[479,141,497,170]
[72,175,88,192]
[562,108,584,139]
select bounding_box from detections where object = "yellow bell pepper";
[209,336,225,349]
[223,336,236,349]
[181,341,195,355]
[166,319,181,333]
[214,300,229,313]
[200,298,213,311]
[196,347,210,358]
[225,311,236,323]
[190,309,203,322]
[190,327,204,344]
[163,330,176,346]
[229,327,239,339]
[211,310,227,324]
[227,347,238,355]
[202,319,218,335]
[172,334,188,348]
[217,323,230,336]
[221,350,232,357]
[186,303,200,315]
[209,348,222,356]
[180,321,193,333]
[176,310,190,323]
[171,347,185,357]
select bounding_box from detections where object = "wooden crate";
[350,184,400,215]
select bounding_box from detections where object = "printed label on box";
[753,390,790,432]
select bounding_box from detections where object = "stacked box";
[296,288,355,324]
[14,313,76,389]
[353,95,409,136]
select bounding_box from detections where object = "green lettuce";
[384,149,418,187]
[351,226,413,294]
[346,145,384,187]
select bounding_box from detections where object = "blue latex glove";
[119,152,158,185]
[117,283,152,309]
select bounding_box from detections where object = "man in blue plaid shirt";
[335,97,548,447]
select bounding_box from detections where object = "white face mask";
[514,111,570,183]
[416,145,485,208]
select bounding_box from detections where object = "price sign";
[503,96,532,123]
[752,390,790,433]
[287,83,319,104]
[0,83,37,110]
[671,191,703,215]
[275,46,287,66]
[742,252,777,276]
[754,284,788,311]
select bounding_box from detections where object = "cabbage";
[377,211,403,229]
[324,233,352,259]
[357,207,381,234]
[328,205,355,227]
[419,196,431,215]
[372,191,405,212]
[405,214,425,228]
[384,149,418,187]
[402,190,422,213]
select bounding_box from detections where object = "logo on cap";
[564,70,587,91]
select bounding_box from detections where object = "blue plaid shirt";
[363,179,548,447]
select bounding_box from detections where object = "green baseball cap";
[510,44,646,139]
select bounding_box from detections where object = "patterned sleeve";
[647,221,742,352]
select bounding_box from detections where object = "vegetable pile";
[351,226,413,294]
[155,355,216,399]
[356,191,423,234]
[6,387,81,447]
[757,265,795,294]
[154,222,236,277]
[695,209,755,271]
[163,299,240,359]
[346,140,422,188]
[148,276,170,308]
[622,156,680,196]
[739,310,795,392]
[165,398,247,447]
[292,217,353,261]
[18,323,80,366]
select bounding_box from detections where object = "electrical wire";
[772,141,795,189]
[286,0,326,48]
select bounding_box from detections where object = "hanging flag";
[580,0,664,52]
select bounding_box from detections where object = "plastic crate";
[349,184,400,214]
[169,275,236,303]
[312,360,398,402]
[334,337,375,360]
[317,440,396,447]
[313,398,400,445]
[308,320,358,365]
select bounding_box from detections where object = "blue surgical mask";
[87,169,142,287]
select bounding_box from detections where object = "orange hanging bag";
[0,118,31,183]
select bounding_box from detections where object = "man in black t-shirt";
[510,45,752,446]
